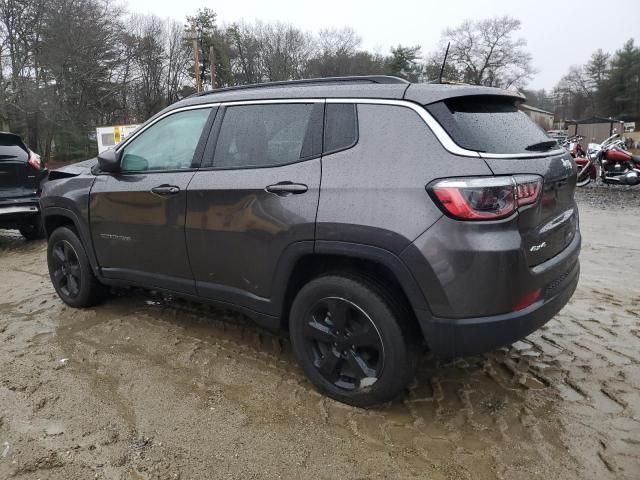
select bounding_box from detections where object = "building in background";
[520,104,555,130]
[96,125,139,153]
[566,117,625,143]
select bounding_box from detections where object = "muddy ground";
[0,187,639,480]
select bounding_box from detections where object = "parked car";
[0,132,47,239]
[40,76,581,406]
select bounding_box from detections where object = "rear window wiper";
[525,140,558,152]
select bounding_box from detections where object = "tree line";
[524,40,640,124]
[5,0,615,163]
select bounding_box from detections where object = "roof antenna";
[438,42,450,84]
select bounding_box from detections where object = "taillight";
[27,150,42,170]
[514,175,543,207]
[429,175,542,221]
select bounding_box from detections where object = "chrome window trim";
[115,104,219,152]
[117,97,564,159]
[327,98,480,158]
[326,98,565,159]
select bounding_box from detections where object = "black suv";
[40,76,581,406]
[0,132,46,239]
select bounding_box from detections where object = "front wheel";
[576,166,591,187]
[289,274,417,407]
[47,227,106,308]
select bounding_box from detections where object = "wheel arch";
[42,207,100,274]
[272,240,432,335]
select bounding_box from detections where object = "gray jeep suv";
[40,76,581,406]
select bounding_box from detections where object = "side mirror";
[120,153,148,172]
[97,148,121,173]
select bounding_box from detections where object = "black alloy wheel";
[50,240,82,298]
[290,275,417,407]
[47,227,106,308]
[303,296,384,391]
[47,226,107,308]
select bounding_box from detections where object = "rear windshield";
[425,96,554,154]
[0,144,28,162]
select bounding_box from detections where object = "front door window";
[120,108,211,172]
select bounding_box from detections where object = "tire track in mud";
[55,291,573,477]
[538,288,640,478]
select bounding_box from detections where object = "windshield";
[425,96,554,154]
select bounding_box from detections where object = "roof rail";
[193,75,409,97]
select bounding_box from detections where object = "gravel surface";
[0,190,639,480]
[575,183,640,209]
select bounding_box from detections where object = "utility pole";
[209,45,216,89]
[191,22,201,92]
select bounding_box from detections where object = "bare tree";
[433,16,535,88]
[558,65,597,115]
[316,27,360,58]
[306,27,368,77]
[227,21,263,84]
[165,19,191,103]
[0,0,45,140]
[258,22,314,81]
[127,14,166,118]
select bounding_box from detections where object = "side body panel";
[89,171,197,294]
[186,160,321,315]
[315,103,493,253]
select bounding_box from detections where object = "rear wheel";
[19,215,45,240]
[47,227,105,307]
[289,274,417,407]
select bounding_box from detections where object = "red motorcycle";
[563,135,586,159]
[575,134,640,187]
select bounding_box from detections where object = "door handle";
[265,182,308,196]
[151,185,180,196]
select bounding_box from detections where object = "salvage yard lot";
[0,187,639,480]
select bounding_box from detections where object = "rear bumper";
[416,260,579,358]
[0,196,40,227]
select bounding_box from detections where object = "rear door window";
[213,103,322,169]
[425,96,555,154]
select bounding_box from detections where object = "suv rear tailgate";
[420,93,578,267]
[484,153,578,266]
[0,133,39,198]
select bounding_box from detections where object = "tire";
[19,215,45,240]
[47,226,106,308]
[289,274,417,407]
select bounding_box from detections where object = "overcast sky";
[127,0,639,90]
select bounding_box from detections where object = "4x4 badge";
[530,241,547,252]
